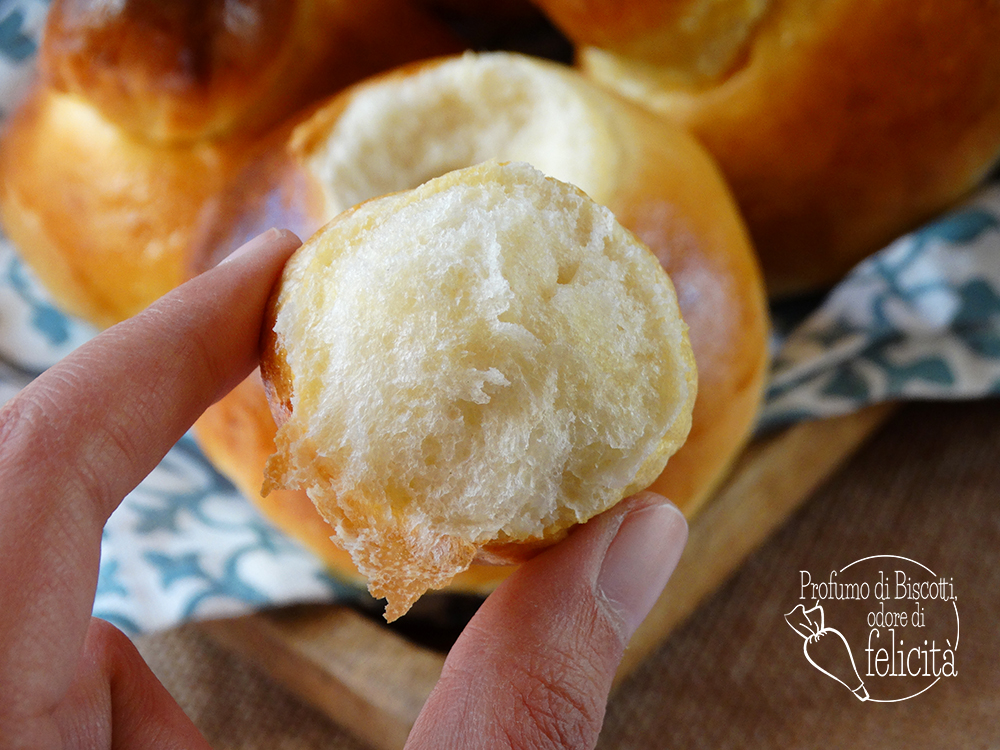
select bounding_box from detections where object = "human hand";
[404,493,687,750]
[0,227,688,748]
[0,228,301,747]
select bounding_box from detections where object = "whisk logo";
[786,555,959,702]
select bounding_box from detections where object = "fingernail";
[597,499,688,639]
[219,228,284,265]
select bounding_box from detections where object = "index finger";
[0,228,300,723]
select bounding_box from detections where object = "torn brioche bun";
[0,0,459,329]
[259,160,697,620]
[537,0,1000,294]
[193,51,768,600]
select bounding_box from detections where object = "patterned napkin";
[761,188,1000,431]
[2,0,999,635]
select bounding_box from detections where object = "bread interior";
[299,52,620,217]
[267,162,694,618]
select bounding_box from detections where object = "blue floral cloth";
[761,188,1000,430]
[2,0,999,635]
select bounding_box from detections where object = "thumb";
[404,492,688,750]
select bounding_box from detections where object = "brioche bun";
[0,88,251,328]
[535,0,1000,294]
[0,0,459,328]
[40,0,461,146]
[258,160,697,619]
[193,52,768,597]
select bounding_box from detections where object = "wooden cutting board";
[197,403,895,750]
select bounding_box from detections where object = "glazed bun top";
[41,0,297,143]
[261,160,697,619]
[39,0,462,146]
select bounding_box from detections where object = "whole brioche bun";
[0,0,459,328]
[259,160,697,620]
[533,0,1000,294]
[192,52,768,596]
[0,88,250,328]
[41,0,461,146]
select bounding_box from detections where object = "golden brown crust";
[41,0,462,145]
[604,101,768,507]
[41,0,295,143]
[258,299,293,432]
[189,116,329,272]
[571,0,1000,294]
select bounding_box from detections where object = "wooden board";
[197,403,896,750]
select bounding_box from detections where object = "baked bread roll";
[0,0,459,328]
[0,88,249,328]
[40,0,461,146]
[533,0,1000,294]
[193,52,768,594]
[260,160,697,620]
